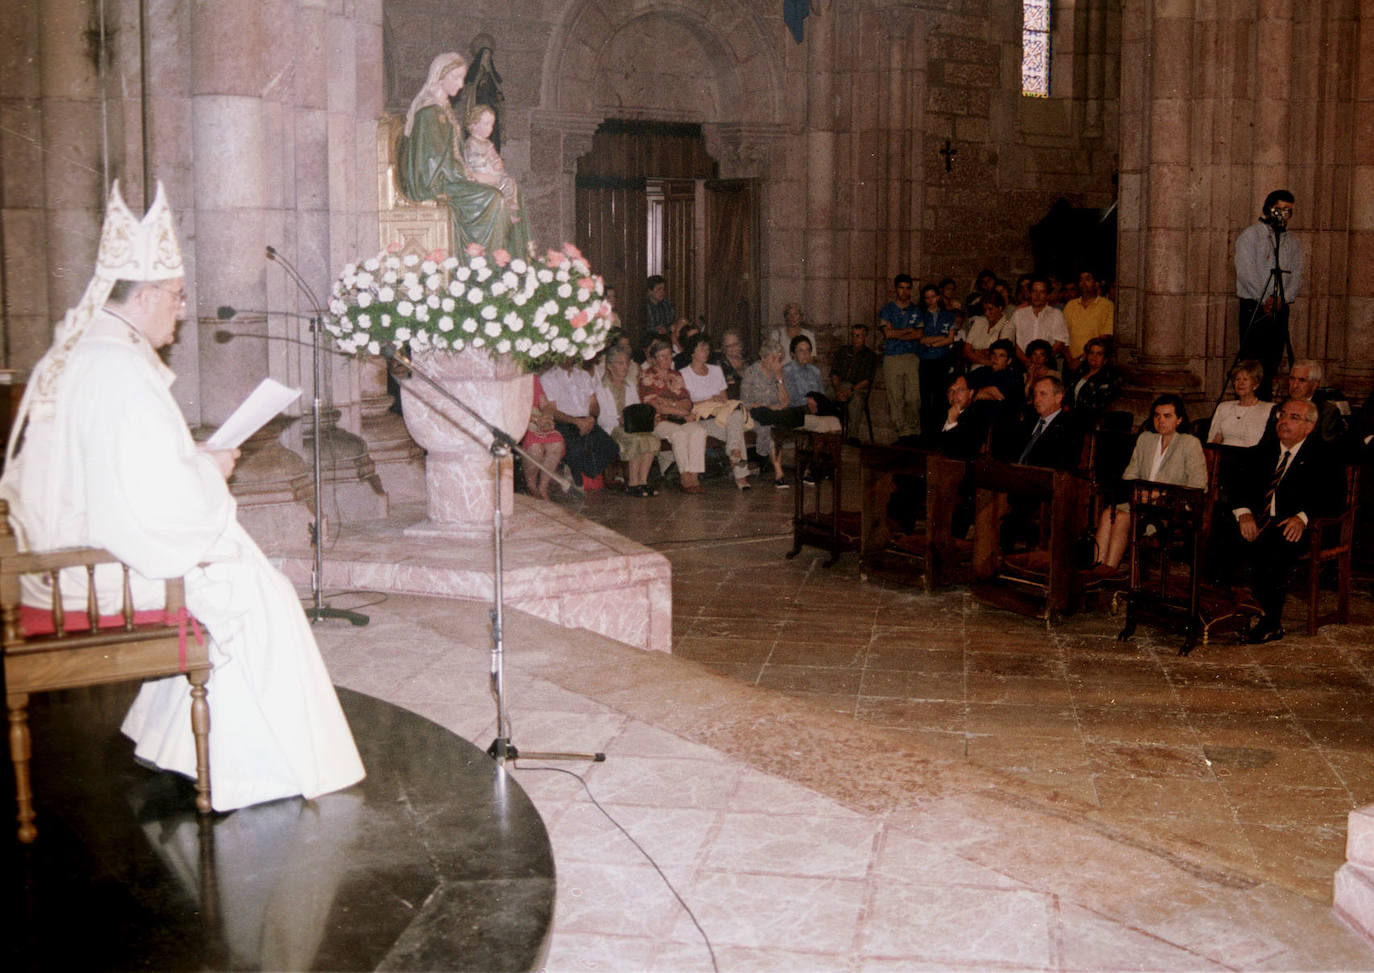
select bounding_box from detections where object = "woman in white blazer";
[1091,393,1208,573]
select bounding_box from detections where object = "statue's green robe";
[397,105,531,257]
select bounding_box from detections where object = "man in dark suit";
[938,375,987,460]
[993,374,1083,471]
[1216,398,1342,643]
[993,375,1084,550]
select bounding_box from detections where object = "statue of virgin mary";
[396,52,531,256]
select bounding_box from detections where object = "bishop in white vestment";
[1,183,365,810]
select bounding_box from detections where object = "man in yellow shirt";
[1063,269,1114,370]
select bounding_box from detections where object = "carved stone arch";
[542,0,786,128]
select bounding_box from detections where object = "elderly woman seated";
[637,339,711,494]
[740,338,804,487]
[594,345,661,497]
[1089,393,1207,577]
[679,333,753,490]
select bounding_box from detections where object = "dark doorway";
[574,120,759,351]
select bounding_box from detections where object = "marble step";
[1347,804,1374,868]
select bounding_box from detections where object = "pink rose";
[426,248,447,262]
[545,249,565,266]
[570,310,588,329]
[578,276,596,291]
[492,249,511,267]
[465,242,486,257]
[385,241,403,253]
[562,243,585,260]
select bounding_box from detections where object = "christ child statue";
[463,104,520,214]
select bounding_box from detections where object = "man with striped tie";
[1222,399,1342,643]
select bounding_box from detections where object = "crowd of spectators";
[519,269,1355,644]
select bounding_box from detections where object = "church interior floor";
[305,452,1374,970]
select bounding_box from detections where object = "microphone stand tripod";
[383,345,604,769]
[262,246,369,627]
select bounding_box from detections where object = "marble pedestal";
[269,498,672,653]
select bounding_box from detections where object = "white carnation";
[356,313,371,328]
[557,283,572,299]
[377,286,394,302]
[551,336,570,353]
[573,327,587,342]
[438,316,455,332]
[476,267,492,282]
[496,339,511,354]
[484,320,501,337]
[470,256,487,270]
[530,341,548,357]
[382,271,398,285]
[543,300,559,315]
[426,294,440,308]
[402,254,419,267]
[397,300,414,316]
[512,293,528,306]
[367,340,381,355]
[442,256,458,270]
[481,306,498,320]
[395,327,412,342]
[363,258,379,271]
[515,337,531,352]
[555,269,570,282]
[415,307,430,322]
[421,260,437,275]
[441,297,456,311]
[472,336,485,348]
[467,287,484,304]
[407,285,423,302]
[456,267,471,281]
[339,339,358,354]
[462,317,478,333]
[577,288,590,302]
[329,299,347,315]
[537,269,554,284]
[510,259,528,274]
[357,291,373,308]
[502,271,519,289]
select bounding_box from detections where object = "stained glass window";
[1022,0,1051,97]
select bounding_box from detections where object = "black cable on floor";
[520,764,719,973]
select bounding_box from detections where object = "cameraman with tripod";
[1235,189,1303,401]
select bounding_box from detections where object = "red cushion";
[18,605,180,636]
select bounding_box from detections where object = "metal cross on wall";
[940,140,957,173]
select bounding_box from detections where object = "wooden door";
[704,178,761,351]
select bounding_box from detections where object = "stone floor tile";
[673,871,868,953]
[859,881,1054,966]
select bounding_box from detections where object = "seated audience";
[1209,399,1342,643]
[1066,337,1124,429]
[680,333,753,490]
[741,338,804,487]
[1208,359,1271,447]
[917,282,961,442]
[718,329,748,396]
[1012,276,1069,364]
[968,338,1025,429]
[1063,269,1115,370]
[594,346,661,497]
[993,374,1082,471]
[829,323,879,443]
[1023,339,1056,401]
[783,334,835,416]
[961,292,1015,369]
[1090,393,1207,574]
[939,374,988,460]
[541,360,619,489]
[638,339,710,494]
[771,303,816,365]
[1282,359,1346,445]
[520,374,565,500]
[938,277,964,321]
[965,268,998,320]
[671,318,702,370]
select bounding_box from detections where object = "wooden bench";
[858,446,968,590]
[1,501,211,842]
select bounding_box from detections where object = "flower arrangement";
[326,242,612,370]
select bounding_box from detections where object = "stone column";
[803,9,836,332]
[191,0,311,542]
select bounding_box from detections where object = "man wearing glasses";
[1235,189,1303,400]
[1219,399,1341,643]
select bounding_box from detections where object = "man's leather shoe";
[1246,623,1285,644]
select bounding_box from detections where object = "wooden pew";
[858,446,968,590]
[969,457,1090,622]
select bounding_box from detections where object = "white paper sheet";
[204,378,302,450]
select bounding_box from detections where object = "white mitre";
[7,180,183,458]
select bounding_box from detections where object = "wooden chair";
[1118,448,1260,652]
[858,446,968,589]
[969,458,1090,622]
[1300,463,1359,635]
[1,501,211,842]
[786,428,860,567]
